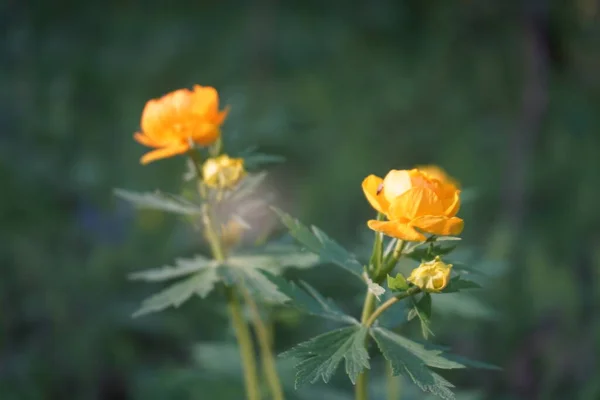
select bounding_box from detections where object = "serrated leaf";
[441,354,501,371]
[442,277,482,293]
[411,294,434,339]
[281,326,370,387]
[129,255,217,282]
[266,274,357,324]
[227,245,319,274]
[407,244,457,262]
[133,268,219,317]
[434,236,462,242]
[273,208,364,279]
[371,327,457,400]
[114,188,202,215]
[387,273,409,291]
[434,293,496,320]
[241,152,286,169]
[272,208,323,252]
[219,265,289,304]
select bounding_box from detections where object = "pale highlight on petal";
[382,170,412,204]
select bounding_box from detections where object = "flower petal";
[382,170,413,204]
[389,187,444,220]
[140,143,190,165]
[133,132,160,148]
[362,175,389,214]
[191,123,221,146]
[367,220,426,242]
[442,189,461,217]
[411,215,464,236]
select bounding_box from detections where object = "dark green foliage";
[281,326,370,386]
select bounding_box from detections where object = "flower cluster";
[125,85,491,400]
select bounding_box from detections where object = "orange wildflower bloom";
[415,165,460,188]
[134,85,228,164]
[362,168,464,241]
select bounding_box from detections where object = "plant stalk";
[227,288,262,400]
[386,361,400,400]
[356,290,376,400]
[241,288,285,400]
[191,151,261,400]
[365,287,421,328]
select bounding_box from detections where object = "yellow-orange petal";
[362,175,389,214]
[134,132,160,148]
[367,220,426,242]
[140,143,190,165]
[388,187,444,220]
[441,189,461,217]
[410,215,464,237]
[382,170,413,204]
[191,123,220,146]
[213,106,230,125]
[417,165,460,188]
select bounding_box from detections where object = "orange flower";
[362,168,464,241]
[134,85,228,164]
[415,165,460,188]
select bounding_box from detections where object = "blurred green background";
[3,1,600,399]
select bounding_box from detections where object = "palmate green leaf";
[218,265,289,304]
[114,188,202,215]
[227,244,319,274]
[408,293,434,339]
[267,274,357,324]
[281,326,370,387]
[371,327,459,400]
[272,208,364,279]
[129,255,218,282]
[442,277,482,293]
[237,146,286,169]
[133,268,220,317]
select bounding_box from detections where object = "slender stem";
[356,214,387,400]
[369,213,384,275]
[241,288,285,400]
[376,240,405,282]
[355,291,376,400]
[190,151,261,399]
[201,203,226,261]
[365,287,421,328]
[386,361,400,400]
[227,288,262,400]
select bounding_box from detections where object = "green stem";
[241,289,285,400]
[191,151,261,399]
[364,287,421,328]
[227,288,262,400]
[356,291,376,400]
[386,361,400,400]
[356,214,387,400]
[369,213,384,275]
[376,240,405,282]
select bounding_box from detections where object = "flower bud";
[407,256,452,292]
[202,155,246,189]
